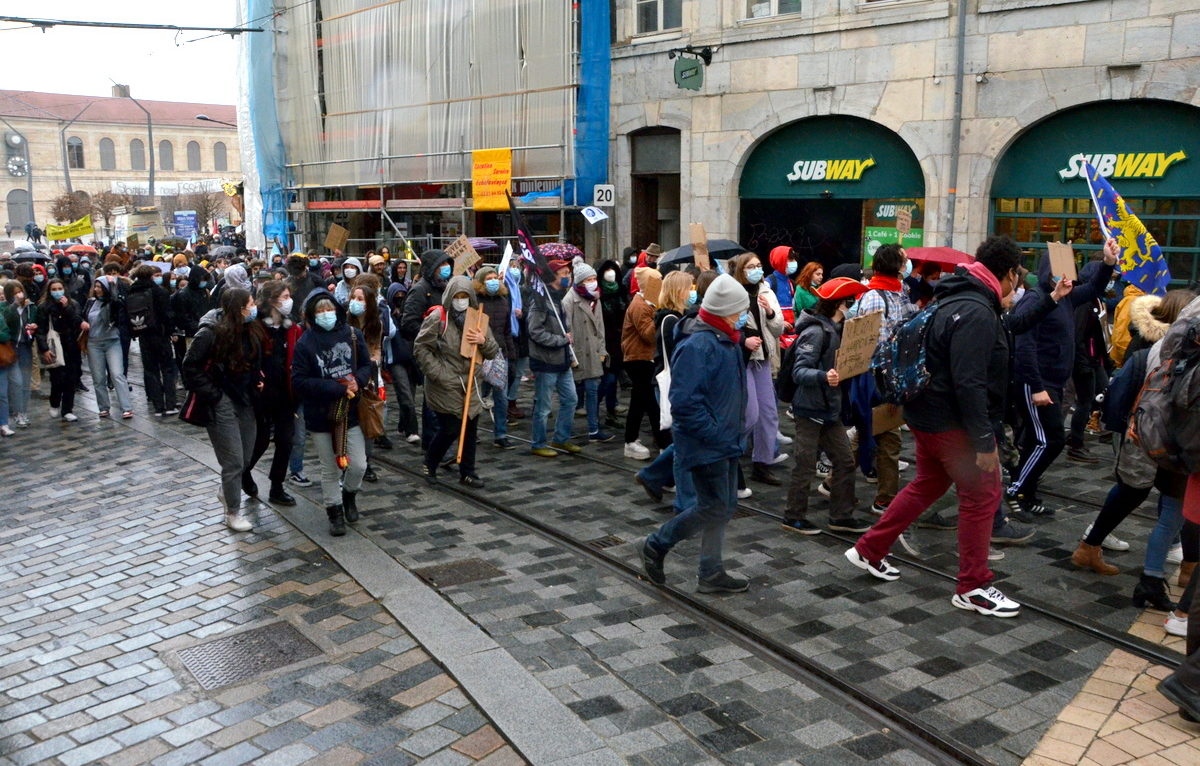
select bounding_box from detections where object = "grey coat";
[526,287,572,372]
[413,275,499,418]
[562,289,605,380]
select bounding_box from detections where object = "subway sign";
[1057,151,1187,180]
[786,158,876,182]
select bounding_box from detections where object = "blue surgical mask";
[438,264,452,280]
[786,261,798,276]
[152,276,162,285]
[315,311,337,330]
[508,267,521,282]
[50,289,65,301]
[687,289,697,307]
[901,259,912,278]
[33,274,44,283]
[559,276,570,289]
[199,281,209,289]
[746,268,763,284]
[485,279,500,295]
[63,266,73,275]
[309,258,319,267]
[348,299,366,316]
[244,305,258,322]
[735,312,749,330]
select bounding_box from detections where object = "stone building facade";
[609,0,1200,282]
[1,90,239,240]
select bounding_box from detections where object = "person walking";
[641,274,751,593]
[562,261,612,443]
[728,253,785,485]
[597,259,628,427]
[292,289,372,536]
[35,279,83,423]
[386,281,420,444]
[83,276,134,419]
[181,288,263,532]
[527,259,580,457]
[846,237,1026,617]
[127,265,179,417]
[1065,261,1111,463]
[0,288,17,436]
[621,266,667,459]
[244,280,301,507]
[766,246,798,309]
[473,265,516,448]
[3,281,36,429]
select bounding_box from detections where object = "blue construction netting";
[565,0,611,207]
[246,0,292,249]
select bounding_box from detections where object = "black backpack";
[1130,316,1200,474]
[777,339,800,403]
[1100,348,1148,435]
[126,288,158,337]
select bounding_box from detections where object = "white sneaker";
[843,546,900,581]
[15,414,29,428]
[62,413,78,422]
[817,481,831,498]
[224,511,252,532]
[1167,543,1183,564]
[737,487,753,499]
[49,407,60,418]
[405,433,421,444]
[771,452,789,465]
[1084,523,1131,552]
[623,441,651,460]
[1165,612,1188,637]
[776,433,793,446]
[952,586,1020,618]
[0,425,13,437]
[815,459,832,479]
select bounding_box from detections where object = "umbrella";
[209,245,237,258]
[904,246,973,272]
[66,244,97,255]
[539,242,584,261]
[13,251,50,263]
[468,237,498,252]
[660,239,748,266]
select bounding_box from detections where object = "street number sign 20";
[593,184,615,207]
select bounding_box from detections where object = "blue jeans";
[482,381,509,438]
[0,364,9,426]
[1145,494,1185,578]
[598,370,619,414]
[290,403,306,475]
[582,377,601,434]
[532,369,577,448]
[507,356,529,402]
[10,343,31,416]
[639,444,698,514]
[88,336,132,413]
[648,457,739,580]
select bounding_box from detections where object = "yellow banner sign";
[472,148,513,211]
[46,215,95,241]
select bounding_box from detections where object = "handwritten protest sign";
[1047,241,1077,282]
[689,223,711,272]
[324,223,350,252]
[447,235,481,276]
[895,208,912,236]
[835,310,883,379]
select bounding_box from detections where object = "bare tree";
[49,191,92,223]
[91,191,134,230]
[178,191,229,234]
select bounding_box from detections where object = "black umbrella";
[660,239,748,266]
[209,245,237,258]
[13,251,50,264]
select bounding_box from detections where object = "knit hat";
[701,274,749,316]
[573,261,596,284]
[815,276,869,301]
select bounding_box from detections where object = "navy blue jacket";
[790,311,841,422]
[667,316,746,471]
[291,289,372,433]
[1012,253,1113,391]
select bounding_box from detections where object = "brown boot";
[1071,541,1119,575]
[1178,561,1197,589]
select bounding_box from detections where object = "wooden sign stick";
[456,306,486,463]
[456,352,479,464]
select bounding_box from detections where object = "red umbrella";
[66,244,98,254]
[905,246,972,272]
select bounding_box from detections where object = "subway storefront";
[738,116,925,270]
[991,99,1200,285]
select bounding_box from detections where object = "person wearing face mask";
[562,261,612,443]
[472,265,516,448]
[35,278,83,422]
[641,274,753,594]
[346,280,391,479]
[333,257,365,306]
[414,276,499,486]
[793,262,824,313]
[400,249,454,448]
[527,258,581,457]
[182,288,265,533]
[596,259,628,426]
[244,280,302,507]
[624,244,662,297]
[171,264,216,381]
[83,277,135,419]
[621,266,667,459]
[766,246,799,309]
[127,265,178,417]
[783,277,874,536]
[58,256,89,308]
[3,281,37,428]
[0,282,19,435]
[385,280,420,444]
[292,290,373,535]
[730,253,786,486]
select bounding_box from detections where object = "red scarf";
[699,308,741,344]
[864,274,902,293]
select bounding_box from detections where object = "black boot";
[1132,574,1177,612]
[269,482,295,506]
[241,472,259,498]
[751,462,781,486]
[326,504,346,536]
[342,490,359,524]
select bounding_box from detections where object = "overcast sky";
[1,1,239,105]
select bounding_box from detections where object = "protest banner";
[1047,241,1077,282]
[471,148,513,212]
[447,235,481,276]
[689,223,711,272]
[835,310,883,379]
[324,223,350,252]
[46,215,94,241]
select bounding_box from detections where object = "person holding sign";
[782,277,874,534]
[413,276,498,486]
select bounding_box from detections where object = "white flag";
[581,206,609,225]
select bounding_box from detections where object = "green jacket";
[0,302,17,344]
[793,286,819,314]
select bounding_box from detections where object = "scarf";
[864,274,902,293]
[699,308,741,345]
[573,283,597,303]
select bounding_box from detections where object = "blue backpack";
[1100,348,1148,435]
[871,303,941,405]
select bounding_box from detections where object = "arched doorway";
[991,99,1200,286]
[738,116,925,270]
[6,188,31,229]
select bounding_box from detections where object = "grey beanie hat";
[701,274,750,316]
[573,261,597,284]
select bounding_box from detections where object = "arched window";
[99,138,116,170]
[159,140,174,171]
[213,141,228,172]
[67,137,84,169]
[130,139,146,170]
[6,189,31,228]
[186,141,201,171]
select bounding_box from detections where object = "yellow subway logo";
[1058,151,1187,180]
[786,158,876,182]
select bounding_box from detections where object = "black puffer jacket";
[171,265,213,337]
[598,259,627,371]
[399,250,452,341]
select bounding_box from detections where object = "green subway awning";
[739,116,925,199]
[991,100,1200,199]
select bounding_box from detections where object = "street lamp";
[119,87,155,201]
[195,114,236,128]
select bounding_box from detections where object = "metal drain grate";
[175,622,321,690]
[413,558,506,587]
[586,534,625,550]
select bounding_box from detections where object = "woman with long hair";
[244,280,302,507]
[793,262,824,314]
[182,288,264,532]
[729,252,785,486]
[35,278,83,422]
[348,280,388,481]
[83,276,134,419]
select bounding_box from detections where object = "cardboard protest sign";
[835,310,883,379]
[689,223,711,272]
[126,233,139,252]
[895,208,912,236]
[459,305,487,358]
[1047,241,1077,282]
[324,223,350,252]
[447,235,481,277]
[872,403,905,435]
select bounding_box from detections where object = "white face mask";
[452,297,470,313]
[278,297,294,316]
[602,270,616,283]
